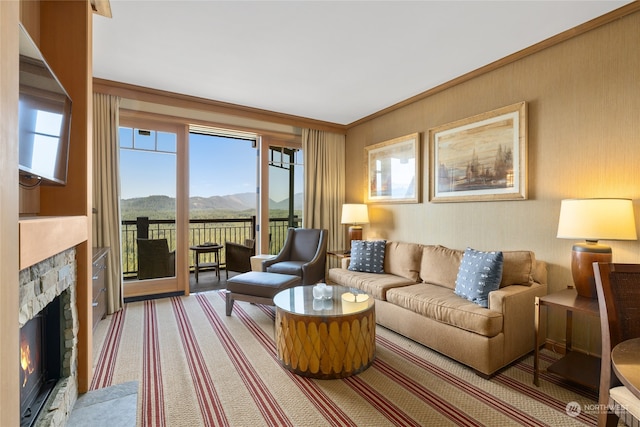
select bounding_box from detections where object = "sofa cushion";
[454,248,504,308]
[384,241,422,282]
[419,245,464,290]
[386,283,504,337]
[500,251,536,287]
[348,240,386,273]
[327,268,414,300]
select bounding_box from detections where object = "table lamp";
[557,198,637,298]
[341,204,369,253]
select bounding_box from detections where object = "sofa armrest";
[488,283,546,313]
[489,282,548,363]
[341,257,351,269]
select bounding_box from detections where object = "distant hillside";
[121,192,302,220]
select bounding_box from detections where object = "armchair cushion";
[266,260,304,276]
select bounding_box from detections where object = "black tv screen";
[18,25,72,186]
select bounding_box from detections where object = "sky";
[119,128,301,201]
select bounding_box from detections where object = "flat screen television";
[18,24,72,186]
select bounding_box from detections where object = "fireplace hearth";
[20,296,62,427]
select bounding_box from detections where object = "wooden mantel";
[19,216,88,270]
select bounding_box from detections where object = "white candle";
[341,292,370,313]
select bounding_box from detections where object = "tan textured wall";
[345,11,640,353]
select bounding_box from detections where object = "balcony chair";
[137,238,176,280]
[262,228,328,285]
[593,262,640,427]
[225,238,255,279]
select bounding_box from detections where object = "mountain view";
[121,192,303,220]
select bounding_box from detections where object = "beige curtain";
[302,129,346,253]
[93,93,123,313]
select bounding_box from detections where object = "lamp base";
[348,225,363,250]
[571,242,611,298]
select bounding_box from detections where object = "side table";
[327,249,350,270]
[190,244,223,282]
[534,287,600,388]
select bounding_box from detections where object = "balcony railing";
[121,216,301,279]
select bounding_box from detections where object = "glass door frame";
[259,136,302,255]
[119,115,190,298]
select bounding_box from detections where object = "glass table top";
[273,284,373,316]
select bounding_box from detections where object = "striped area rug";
[91,291,599,426]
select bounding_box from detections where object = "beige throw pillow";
[383,241,422,282]
[500,251,536,287]
[419,245,464,290]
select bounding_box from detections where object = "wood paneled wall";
[0,2,21,424]
[345,10,640,353]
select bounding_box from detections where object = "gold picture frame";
[429,102,527,203]
[365,133,420,204]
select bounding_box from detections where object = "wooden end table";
[273,285,375,379]
[534,287,600,388]
[190,244,222,282]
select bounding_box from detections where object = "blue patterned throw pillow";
[454,247,504,308]
[348,240,386,273]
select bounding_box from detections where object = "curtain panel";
[302,129,346,254]
[92,93,123,313]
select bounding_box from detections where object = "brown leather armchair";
[262,228,328,285]
[137,238,175,279]
[224,239,255,279]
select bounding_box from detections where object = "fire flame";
[20,342,34,387]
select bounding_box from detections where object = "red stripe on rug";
[242,297,478,426]
[342,375,425,427]
[496,364,597,425]
[372,358,482,427]
[224,297,357,427]
[196,294,293,427]
[90,306,126,390]
[377,335,552,427]
[142,300,166,427]
[170,297,229,426]
[260,299,486,425]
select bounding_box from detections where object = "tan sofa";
[328,242,547,377]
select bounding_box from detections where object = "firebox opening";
[19,296,62,427]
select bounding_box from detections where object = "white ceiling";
[93,1,632,126]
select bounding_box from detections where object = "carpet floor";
[91,291,599,426]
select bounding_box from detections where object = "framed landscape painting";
[429,102,527,203]
[365,133,420,204]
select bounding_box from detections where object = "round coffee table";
[273,284,375,379]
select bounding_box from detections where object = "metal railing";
[121,216,301,279]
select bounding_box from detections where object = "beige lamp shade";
[557,198,637,298]
[341,204,369,225]
[341,204,369,251]
[557,198,637,241]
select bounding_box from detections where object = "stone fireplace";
[19,248,77,427]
